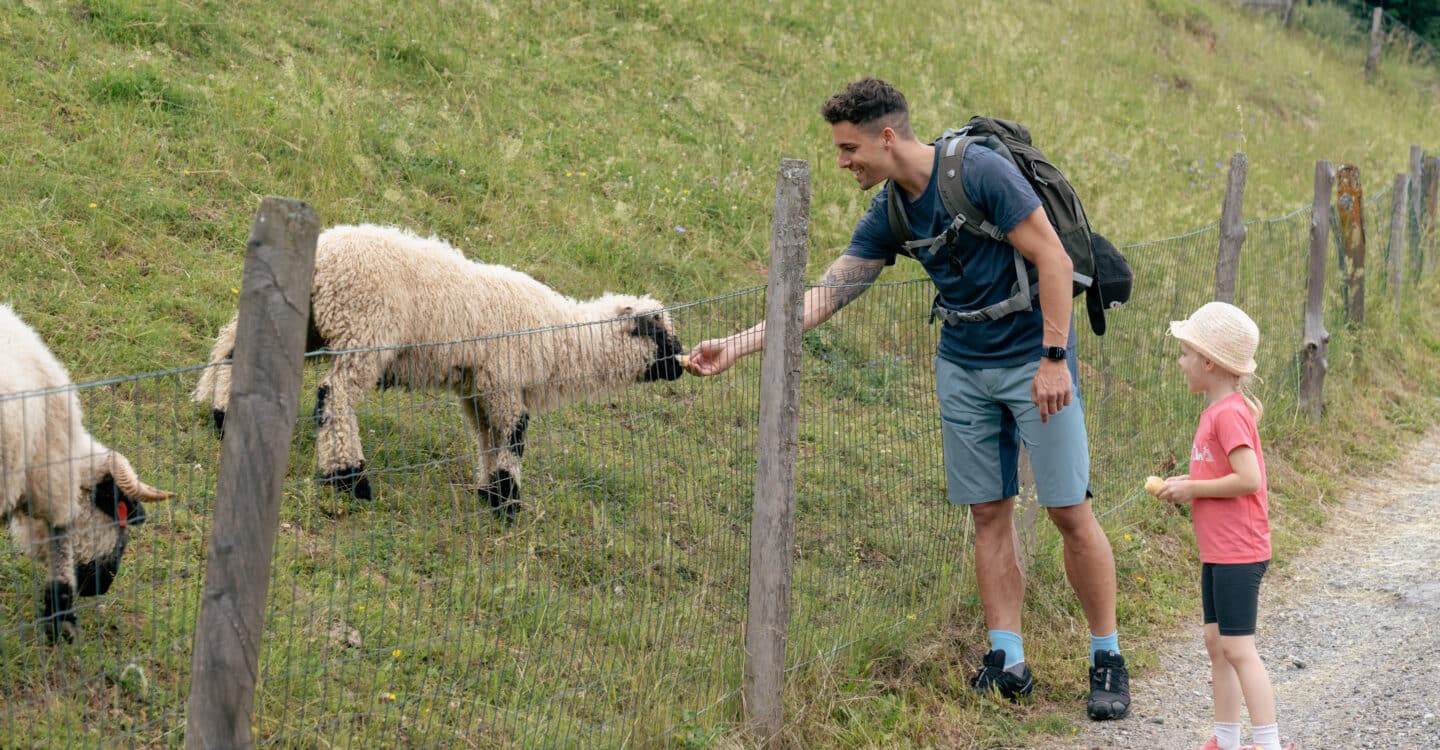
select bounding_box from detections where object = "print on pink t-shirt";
[1187,393,1270,564]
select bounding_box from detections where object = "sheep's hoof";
[211,409,226,438]
[479,487,522,523]
[40,582,78,644]
[320,464,372,502]
[480,470,521,522]
[45,619,79,644]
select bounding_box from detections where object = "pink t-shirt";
[1188,392,1270,564]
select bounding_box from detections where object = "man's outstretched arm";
[685,255,886,376]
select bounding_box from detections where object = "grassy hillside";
[2,0,1438,375]
[3,0,1440,747]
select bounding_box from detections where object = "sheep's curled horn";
[109,452,174,502]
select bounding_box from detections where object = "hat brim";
[1086,285,1106,336]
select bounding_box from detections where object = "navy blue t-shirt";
[845,144,1057,369]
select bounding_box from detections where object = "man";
[684,77,1129,720]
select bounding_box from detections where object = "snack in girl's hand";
[1144,475,1166,497]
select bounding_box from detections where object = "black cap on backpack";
[1085,232,1132,337]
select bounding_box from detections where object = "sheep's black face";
[632,314,685,382]
[75,535,126,597]
[74,474,146,598]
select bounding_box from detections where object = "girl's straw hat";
[1169,301,1259,376]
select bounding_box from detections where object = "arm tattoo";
[817,256,885,315]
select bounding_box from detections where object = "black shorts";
[1201,560,1269,636]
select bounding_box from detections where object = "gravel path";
[1050,426,1440,749]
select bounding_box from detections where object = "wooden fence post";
[1408,145,1422,278]
[1335,165,1366,326]
[1423,156,1439,277]
[1389,173,1409,312]
[1216,152,1248,303]
[1300,163,1332,420]
[1365,7,1384,82]
[185,198,319,749]
[743,158,809,746]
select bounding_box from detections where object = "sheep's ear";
[616,305,635,318]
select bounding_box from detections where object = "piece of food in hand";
[1144,475,1166,496]
[676,353,691,369]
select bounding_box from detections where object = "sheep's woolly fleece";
[1,304,172,639]
[192,224,684,507]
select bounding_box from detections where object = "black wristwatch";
[1041,346,1067,362]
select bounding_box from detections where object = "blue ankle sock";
[988,630,1024,668]
[1089,631,1119,665]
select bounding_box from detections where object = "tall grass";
[2,0,1440,746]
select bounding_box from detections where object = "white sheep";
[1,304,173,642]
[191,224,685,517]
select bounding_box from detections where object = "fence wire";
[1,178,1435,747]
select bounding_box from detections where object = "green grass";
[4,0,1440,747]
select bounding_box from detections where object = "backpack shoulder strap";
[935,135,1009,244]
[884,179,915,253]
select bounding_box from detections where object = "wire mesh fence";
[1,163,1435,747]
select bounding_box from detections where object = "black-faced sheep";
[1,305,173,643]
[191,224,685,518]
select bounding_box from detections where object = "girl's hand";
[1155,476,1197,503]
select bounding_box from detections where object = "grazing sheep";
[191,224,685,517]
[1,305,173,642]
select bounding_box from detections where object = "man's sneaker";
[1086,649,1131,720]
[970,649,1034,702]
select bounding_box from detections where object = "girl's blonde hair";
[1238,375,1264,422]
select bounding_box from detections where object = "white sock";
[1250,723,1282,750]
[1214,722,1242,750]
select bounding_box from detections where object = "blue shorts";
[935,356,1090,507]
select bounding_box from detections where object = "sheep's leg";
[458,391,499,506]
[474,389,527,520]
[39,524,78,644]
[190,316,239,437]
[315,350,389,502]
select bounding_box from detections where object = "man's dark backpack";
[884,116,1132,336]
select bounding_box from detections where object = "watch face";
[1044,347,1067,361]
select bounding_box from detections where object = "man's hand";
[685,339,738,377]
[1030,358,1072,423]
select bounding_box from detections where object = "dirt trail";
[1052,426,1440,749]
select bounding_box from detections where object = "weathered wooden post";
[1408,145,1422,277]
[1365,7,1384,82]
[1216,153,1248,304]
[1300,163,1332,421]
[743,158,809,746]
[1335,165,1366,326]
[186,198,319,749]
[1389,173,1409,311]
[1423,156,1439,277]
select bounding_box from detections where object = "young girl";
[1154,302,1294,750]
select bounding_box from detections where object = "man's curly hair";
[819,78,913,137]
